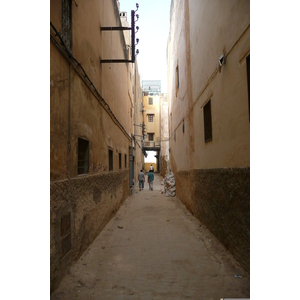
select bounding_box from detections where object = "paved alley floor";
[51,174,250,300]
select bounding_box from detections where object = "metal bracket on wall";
[100,5,139,64]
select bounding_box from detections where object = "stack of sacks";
[164,173,176,197]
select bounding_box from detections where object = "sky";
[119,0,171,93]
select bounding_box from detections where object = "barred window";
[148,133,154,141]
[148,114,154,122]
[148,97,153,105]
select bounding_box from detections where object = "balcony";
[143,136,160,150]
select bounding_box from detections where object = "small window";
[176,65,179,92]
[119,153,122,170]
[78,138,89,174]
[148,114,154,122]
[148,97,153,105]
[61,212,71,257]
[246,54,250,121]
[109,149,113,171]
[125,154,127,168]
[148,133,154,141]
[203,100,212,142]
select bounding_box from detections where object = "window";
[125,154,127,168]
[148,114,154,122]
[176,65,179,93]
[61,0,72,51]
[148,133,154,141]
[148,97,153,105]
[109,149,113,171]
[78,138,89,174]
[61,212,71,257]
[246,54,250,121]
[119,153,122,170]
[203,100,212,142]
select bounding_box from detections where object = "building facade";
[142,80,161,172]
[167,0,250,272]
[50,0,141,292]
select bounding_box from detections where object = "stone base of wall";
[176,168,250,273]
[50,171,129,293]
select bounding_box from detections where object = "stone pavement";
[51,173,250,300]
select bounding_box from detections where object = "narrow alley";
[51,174,250,300]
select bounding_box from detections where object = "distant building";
[142,80,161,172]
[167,0,250,272]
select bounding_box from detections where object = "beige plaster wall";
[50,0,140,292]
[168,0,250,171]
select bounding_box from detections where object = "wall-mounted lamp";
[136,38,139,45]
[135,3,139,11]
[136,26,139,33]
[218,54,226,73]
[136,49,139,56]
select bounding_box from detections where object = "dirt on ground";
[51,174,250,300]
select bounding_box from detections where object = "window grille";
[148,133,154,141]
[61,212,71,257]
[148,114,154,122]
[148,97,153,105]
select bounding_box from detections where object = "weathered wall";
[167,0,250,273]
[50,171,128,291]
[50,0,140,293]
[174,168,250,273]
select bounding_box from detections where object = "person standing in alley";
[147,171,154,191]
[138,169,145,191]
[150,164,154,172]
